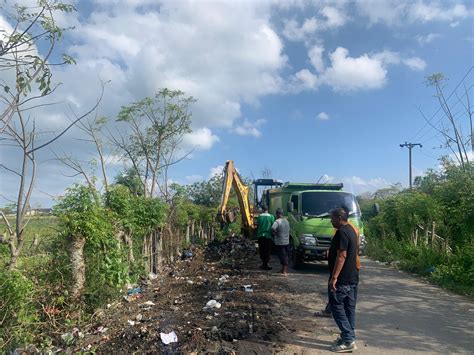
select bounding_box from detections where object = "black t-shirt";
[328,224,359,284]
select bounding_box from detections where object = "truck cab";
[261,183,364,268]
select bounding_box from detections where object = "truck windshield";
[301,192,360,216]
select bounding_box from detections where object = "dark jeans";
[328,282,358,343]
[258,237,272,265]
[276,244,290,266]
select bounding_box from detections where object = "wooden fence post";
[431,221,436,246]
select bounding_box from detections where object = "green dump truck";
[260,182,365,267]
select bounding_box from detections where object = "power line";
[400,142,422,188]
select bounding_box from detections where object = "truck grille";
[315,235,332,247]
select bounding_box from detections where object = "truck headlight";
[300,234,316,246]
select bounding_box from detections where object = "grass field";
[0,215,59,268]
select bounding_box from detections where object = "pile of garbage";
[206,235,257,269]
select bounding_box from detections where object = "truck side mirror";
[373,203,380,216]
[287,201,294,213]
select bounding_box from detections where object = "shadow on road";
[290,261,329,275]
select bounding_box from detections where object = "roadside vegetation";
[360,159,473,297]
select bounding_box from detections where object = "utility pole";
[400,142,422,188]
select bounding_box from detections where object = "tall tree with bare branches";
[0,1,103,269]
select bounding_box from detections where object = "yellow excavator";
[217,160,283,238]
[217,160,255,237]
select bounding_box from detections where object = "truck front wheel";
[290,240,303,269]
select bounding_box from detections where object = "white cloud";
[57,1,288,130]
[233,118,266,138]
[317,112,330,120]
[356,1,471,26]
[322,47,387,91]
[402,57,426,71]
[282,6,347,42]
[209,165,224,178]
[182,127,220,151]
[342,176,391,193]
[288,69,319,93]
[320,6,348,28]
[308,45,325,72]
[319,48,426,92]
[415,33,441,45]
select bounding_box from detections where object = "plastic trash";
[128,320,136,326]
[160,331,178,345]
[242,285,253,292]
[148,272,158,280]
[218,275,230,283]
[127,287,142,295]
[182,250,193,259]
[142,301,155,306]
[96,326,108,334]
[205,300,222,309]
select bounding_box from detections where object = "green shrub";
[0,270,38,349]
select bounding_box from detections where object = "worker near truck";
[316,207,361,319]
[328,207,359,353]
[256,206,275,270]
[271,208,290,275]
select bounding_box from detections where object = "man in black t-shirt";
[327,207,359,353]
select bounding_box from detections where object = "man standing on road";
[328,207,359,353]
[256,206,275,270]
[272,208,290,275]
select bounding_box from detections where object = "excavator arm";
[217,160,254,237]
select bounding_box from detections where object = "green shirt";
[256,212,275,239]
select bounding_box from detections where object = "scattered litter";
[96,326,108,334]
[187,280,195,285]
[160,331,178,345]
[127,320,136,326]
[124,294,143,302]
[127,287,142,295]
[182,250,193,259]
[60,333,74,345]
[211,326,219,333]
[148,272,158,280]
[136,314,143,322]
[242,285,253,293]
[205,299,222,309]
[142,301,155,306]
[218,275,230,283]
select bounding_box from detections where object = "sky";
[0,0,473,207]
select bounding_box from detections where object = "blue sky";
[0,0,473,206]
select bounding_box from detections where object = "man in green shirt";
[256,207,275,270]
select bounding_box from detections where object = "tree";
[422,73,472,169]
[111,89,195,198]
[0,1,76,131]
[0,1,103,269]
[114,168,145,196]
[186,174,223,207]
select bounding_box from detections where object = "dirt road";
[78,239,473,354]
[262,257,474,354]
